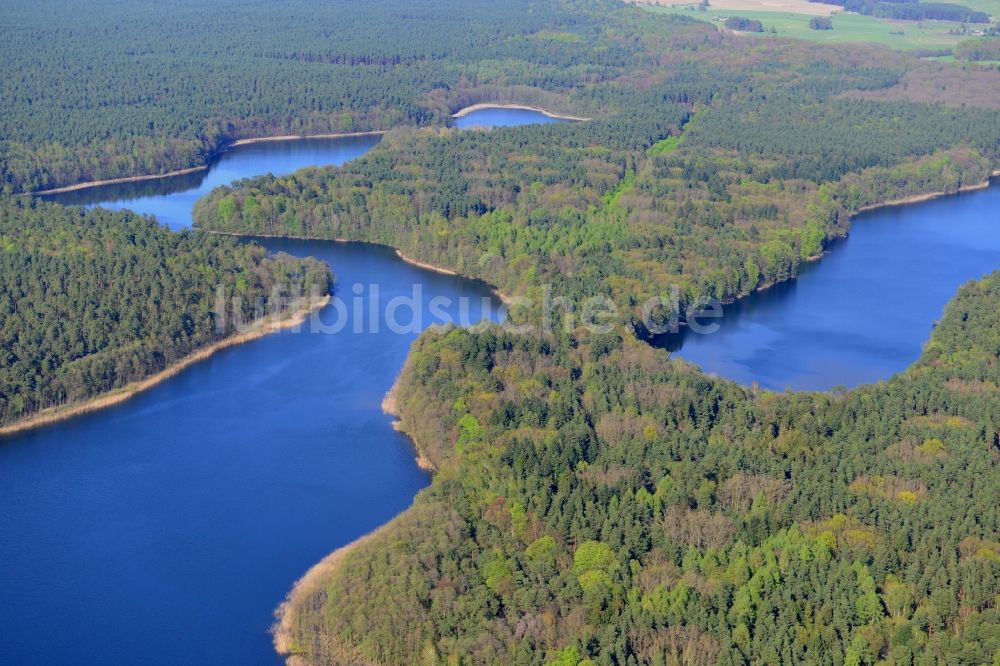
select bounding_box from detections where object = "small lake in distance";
[453,106,566,129]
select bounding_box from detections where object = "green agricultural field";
[645,4,994,50]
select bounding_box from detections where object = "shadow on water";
[649,276,804,354]
[41,167,208,205]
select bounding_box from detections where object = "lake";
[4,106,996,663]
[652,180,1000,391]
[1,107,552,665]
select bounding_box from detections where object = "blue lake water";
[2,107,549,665]
[653,180,1000,391]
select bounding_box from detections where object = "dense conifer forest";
[0,199,330,426]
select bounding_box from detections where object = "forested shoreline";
[0,199,331,429]
[0,292,329,437]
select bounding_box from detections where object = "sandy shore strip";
[229,130,385,147]
[393,249,456,276]
[0,295,330,438]
[391,249,514,305]
[203,230,513,305]
[381,374,436,472]
[452,103,591,122]
[31,165,209,195]
[856,175,996,214]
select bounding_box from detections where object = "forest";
[3,0,993,193]
[1,0,998,663]
[0,198,330,426]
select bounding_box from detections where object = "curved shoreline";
[28,131,387,196]
[452,102,591,122]
[0,294,330,438]
[855,172,998,214]
[200,229,513,305]
[271,172,1000,664]
[274,377,435,664]
[272,525,384,666]
[645,173,1000,344]
[31,165,210,195]
[229,130,384,148]
[381,374,437,472]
